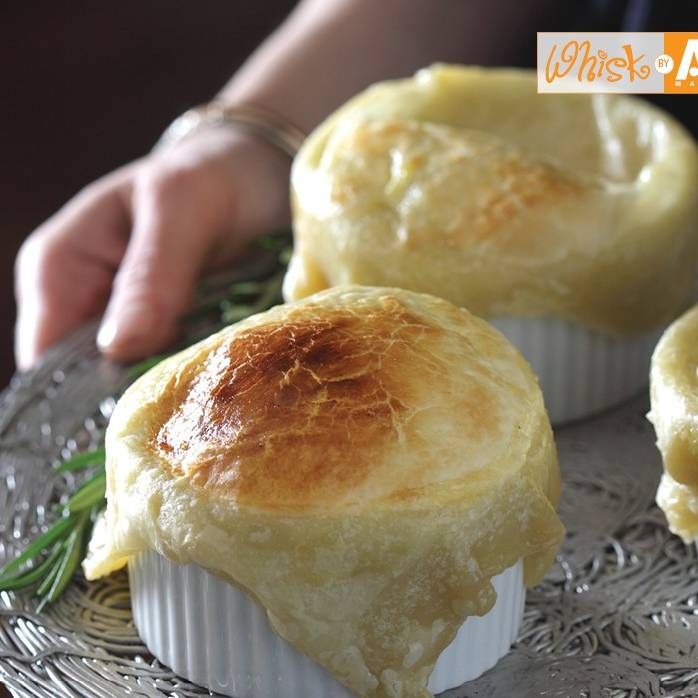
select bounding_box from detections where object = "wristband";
[157,102,306,158]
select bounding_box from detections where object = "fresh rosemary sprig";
[0,233,291,607]
[0,465,102,611]
[52,446,105,473]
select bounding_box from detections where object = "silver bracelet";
[156,102,306,158]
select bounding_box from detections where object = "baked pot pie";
[286,64,698,424]
[83,286,564,698]
[650,305,698,543]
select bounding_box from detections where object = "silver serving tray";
[1,317,696,697]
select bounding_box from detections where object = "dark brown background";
[0,1,296,389]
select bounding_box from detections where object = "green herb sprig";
[0,234,291,607]
[0,449,104,611]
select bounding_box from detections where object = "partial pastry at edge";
[650,305,698,543]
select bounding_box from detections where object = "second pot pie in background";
[83,285,564,698]
[286,64,698,424]
[649,305,698,543]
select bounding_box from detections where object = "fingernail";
[96,316,118,350]
[15,352,34,373]
[97,305,156,352]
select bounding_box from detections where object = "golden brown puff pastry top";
[650,305,698,542]
[150,289,539,511]
[84,286,564,698]
[285,65,698,336]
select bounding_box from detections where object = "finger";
[14,172,131,370]
[96,168,218,362]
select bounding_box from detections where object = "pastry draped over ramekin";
[84,286,563,698]
[285,65,698,337]
[650,305,698,542]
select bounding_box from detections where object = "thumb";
[97,175,216,362]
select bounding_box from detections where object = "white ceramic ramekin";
[128,552,525,697]
[490,316,663,425]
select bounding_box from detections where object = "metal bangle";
[156,102,306,158]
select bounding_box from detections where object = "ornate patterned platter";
[0,313,696,697]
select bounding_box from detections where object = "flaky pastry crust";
[650,305,698,542]
[285,65,698,336]
[84,286,563,698]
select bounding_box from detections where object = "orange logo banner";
[537,32,698,94]
[664,32,698,93]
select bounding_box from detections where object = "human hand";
[14,126,290,369]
